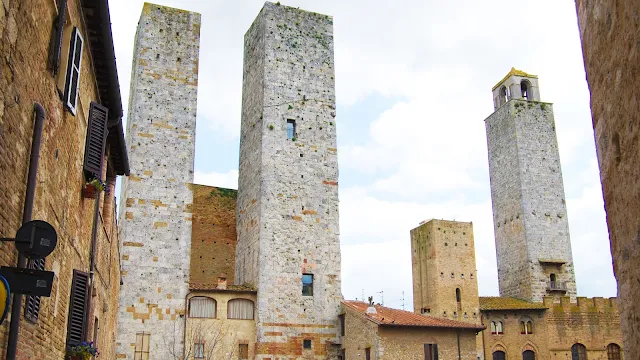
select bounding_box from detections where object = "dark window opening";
[500,86,509,105]
[521,80,532,100]
[303,339,312,349]
[606,343,621,360]
[550,273,556,282]
[493,351,506,360]
[302,274,313,296]
[523,350,536,360]
[287,119,296,139]
[571,344,587,360]
[456,288,461,302]
[424,343,439,360]
[339,314,345,336]
[365,347,371,360]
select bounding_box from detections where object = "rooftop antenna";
[377,290,384,306]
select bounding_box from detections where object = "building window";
[287,119,296,140]
[571,344,587,360]
[239,344,249,360]
[491,321,503,335]
[25,258,46,323]
[606,343,621,360]
[63,26,83,115]
[303,339,312,349]
[365,347,371,360]
[424,343,439,360]
[456,288,461,302]
[500,85,509,105]
[339,314,345,336]
[227,299,254,319]
[134,332,150,360]
[521,80,532,100]
[523,350,536,360]
[67,270,90,345]
[520,320,533,334]
[302,274,313,296]
[194,343,205,359]
[493,351,506,360]
[189,297,216,318]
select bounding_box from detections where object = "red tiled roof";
[479,297,547,311]
[343,301,485,330]
[189,283,256,292]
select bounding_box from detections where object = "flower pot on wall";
[82,183,98,199]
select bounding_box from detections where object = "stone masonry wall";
[575,0,640,354]
[190,185,238,285]
[236,3,342,358]
[117,3,200,359]
[411,220,480,323]
[485,98,576,302]
[379,327,478,360]
[0,0,123,359]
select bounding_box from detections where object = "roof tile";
[479,297,547,311]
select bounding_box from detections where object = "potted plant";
[83,178,106,199]
[66,341,99,359]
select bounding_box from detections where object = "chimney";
[217,273,228,290]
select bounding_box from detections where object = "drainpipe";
[457,330,461,360]
[6,103,46,360]
[85,185,101,342]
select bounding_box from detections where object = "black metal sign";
[14,220,57,260]
[0,267,54,297]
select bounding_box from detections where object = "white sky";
[109,0,617,310]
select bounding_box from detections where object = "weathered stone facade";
[480,296,623,360]
[484,70,576,303]
[116,3,200,359]
[342,301,481,360]
[411,219,480,323]
[574,0,640,354]
[190,185,238,285]
[236,3,342,358]
[0,0,127,359]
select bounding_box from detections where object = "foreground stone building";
[412,69,623,360]
[0,0,128,358]
[574,1,640,355]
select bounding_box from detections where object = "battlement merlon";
[543,296,618,312]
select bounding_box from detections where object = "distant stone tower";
[411,219,480,323]
[236,3,342,358]
[117,3,200,359]
[484,68,576,303]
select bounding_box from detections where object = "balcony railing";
[547,281,567,292]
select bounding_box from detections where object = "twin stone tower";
[117,2,577,360]
[118,3,341,359]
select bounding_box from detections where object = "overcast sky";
[109,0,616,310]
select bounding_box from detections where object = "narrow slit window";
[303,339,312,349]
[456,288,461,302]
[302,274,313,296]
[287,119,296,140]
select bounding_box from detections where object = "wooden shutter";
[24,258,45,322]
[424,344,438,360]
[83,102,109,178]
[67,270,89,345]
[64,27,83,115]
[48,0,68,73]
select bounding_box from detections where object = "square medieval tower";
[484,68,577,303]
[236,2,342,358]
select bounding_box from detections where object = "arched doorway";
[493,350,506,360]
[522,350,535,360]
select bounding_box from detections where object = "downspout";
[457,330,461,360]
[85,183,102,341]
[6,103,46,360]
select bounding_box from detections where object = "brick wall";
[0,0,122,358]
[574,0,640,354]
[190,185,237,285]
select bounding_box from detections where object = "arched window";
[523,350,535,360]
[456,288,461,302]
[606,343,621,360]
[493,351,506,360]
[500,86,509,105]
[520,320,533,334]
[491,321,496,334]
[496,321,504,335]
[227,299,254,320]
[189,297,216,318]
[550,274,556,282]
[571,343,587,360]
[490,320,503,335]
[521,80,532,100]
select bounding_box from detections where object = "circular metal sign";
[0,275,9,326]
[15,220,57,260]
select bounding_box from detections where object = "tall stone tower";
[411,219,480,323]
[236,3,342,358]
[117,4,200,359]
[484,68,576,303]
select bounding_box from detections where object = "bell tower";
[484,68,577,303]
